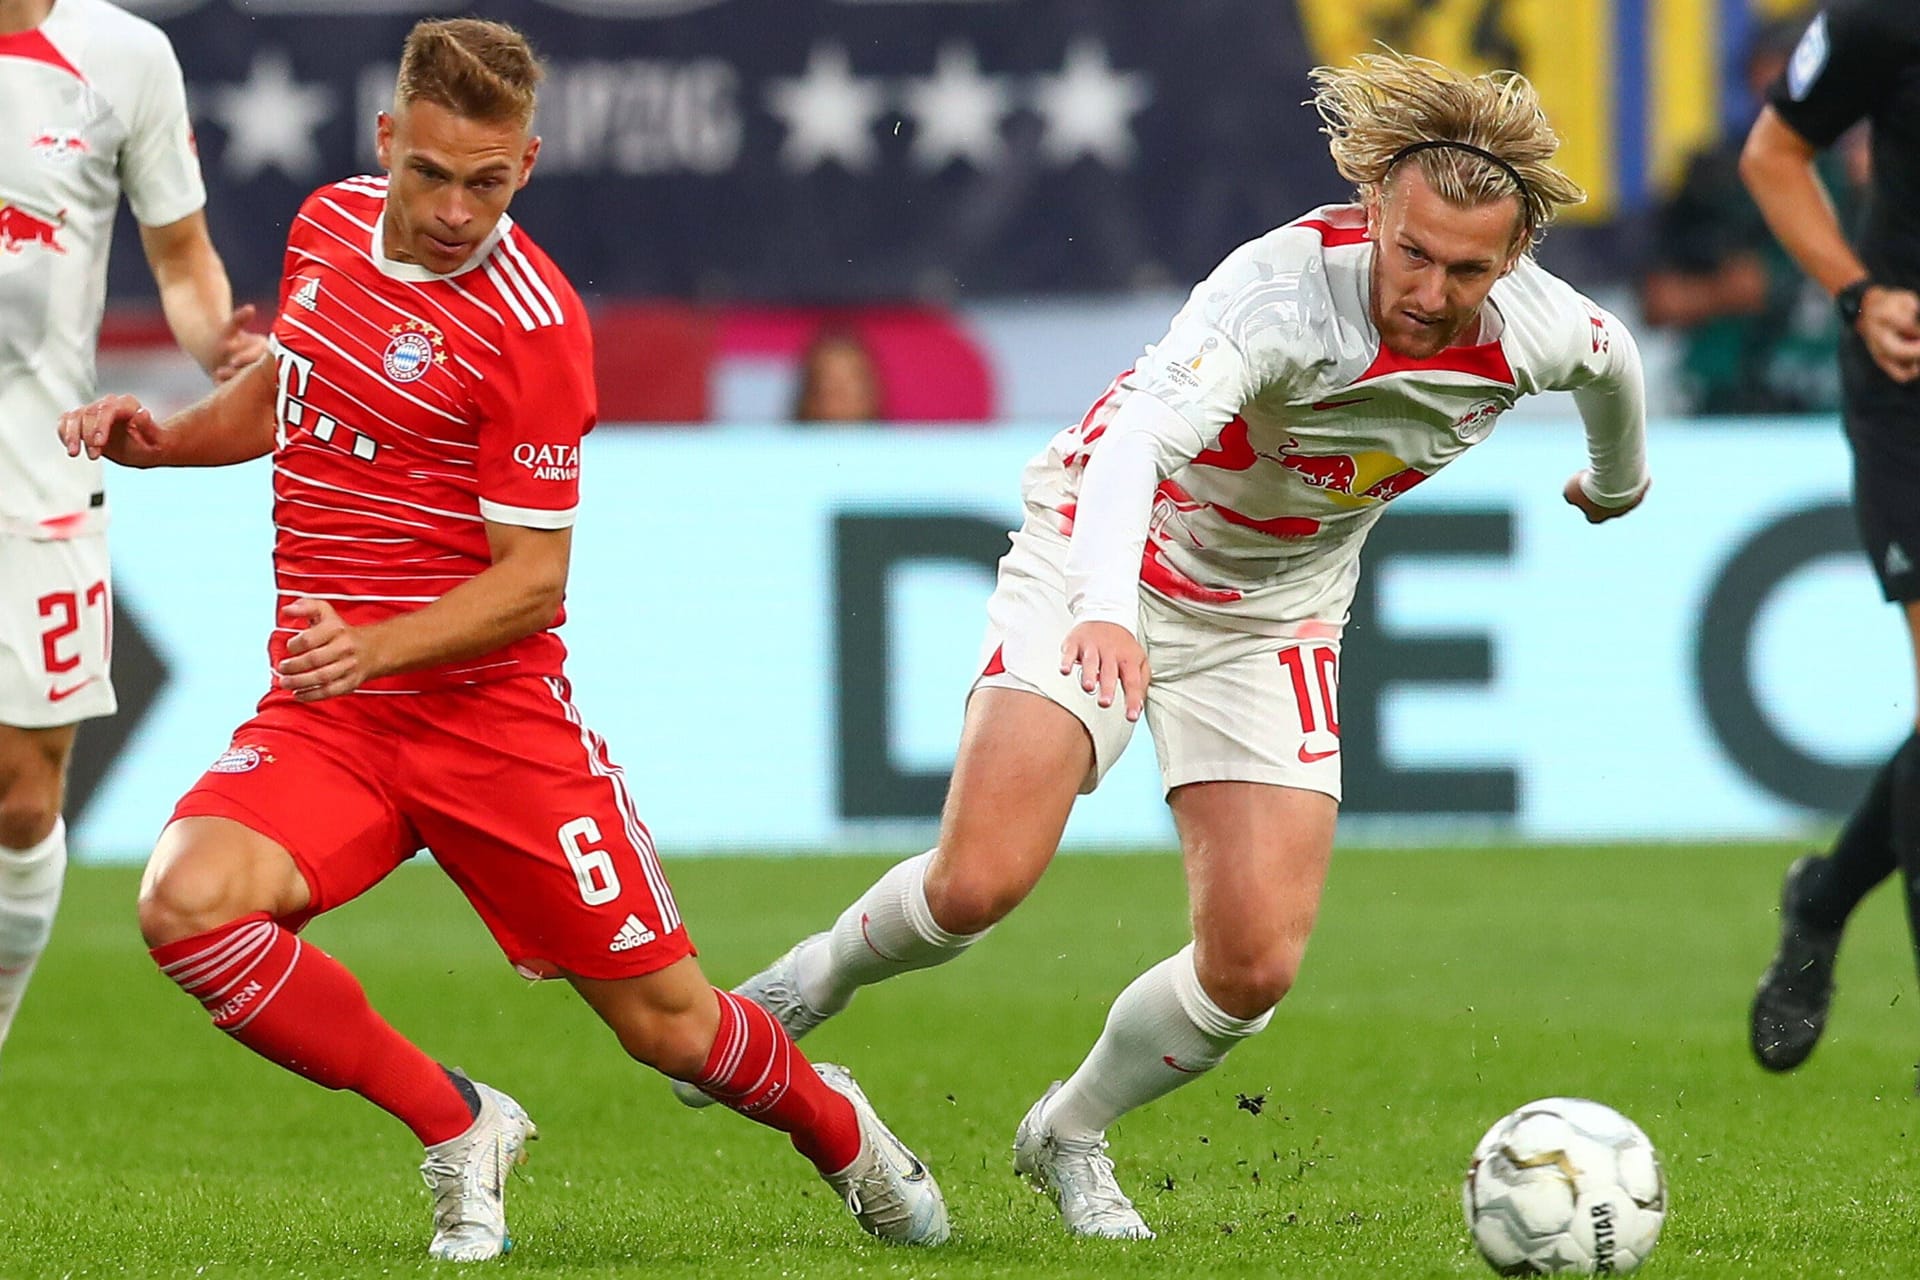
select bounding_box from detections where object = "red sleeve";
[274,190,327,314]
[473,288,596,529]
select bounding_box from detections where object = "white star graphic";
[900,42,1013,171]
[765,43,887,173]
[1030,38,1153,168]
[203,51,336,182]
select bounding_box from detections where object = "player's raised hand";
[1857,286,1920,384]
[1060,619,1151,722]
[278,598,386,702]
[56,393,169,467]
[1563,470,1647,524]
[212,303,269,383]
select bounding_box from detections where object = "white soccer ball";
[1462,1097,1667,1275]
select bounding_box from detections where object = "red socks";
[154,917,863,1170]
[697,989,861,1172]
[150,913,475,1146]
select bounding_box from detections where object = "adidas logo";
[1888,542,1914,579]
[292,276,320,311]
[609,913,657,952]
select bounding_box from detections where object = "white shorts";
[0,533,116,728]
[974,524,1342,800]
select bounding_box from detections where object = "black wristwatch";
[1836,277,1873,328]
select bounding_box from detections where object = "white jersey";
[0,0,205,539]
[1025,203,1648,637]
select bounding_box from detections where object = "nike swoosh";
[1162,1055,1204,1074]
[859,911,903,963]
[1297,745,1340,764]
[47,678,96,703]
[1310,396,1370,411]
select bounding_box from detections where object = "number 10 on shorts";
[1280,644,1339,737]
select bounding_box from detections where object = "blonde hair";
[1309,48,1584,246]
[396,19,543,128]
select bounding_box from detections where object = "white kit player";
[0,0,262,1066]
[680,50,1651,1238]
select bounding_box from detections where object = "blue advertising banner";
[105,0,1786,303]
[71,418,1900,861]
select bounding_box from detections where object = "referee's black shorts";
[1842,332,1920,603]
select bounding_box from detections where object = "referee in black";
[1744,0,1920,1075]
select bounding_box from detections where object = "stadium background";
[77,0,1884,857]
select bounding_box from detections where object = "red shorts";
[172,675,692,981]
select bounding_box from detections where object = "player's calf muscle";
[137,820,306,944]
[0,782,60,851]
[569,962,720,1079]
[0,728,72,850]
[922,855,1038,936]
[1192,940,1305,1019]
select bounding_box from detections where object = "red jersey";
[265,175,594,692]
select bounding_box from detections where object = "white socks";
[795,850,987,1014]
[0,818,68,1060]
[1044,943,1271,1140]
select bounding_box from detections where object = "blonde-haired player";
[683,50,1649,1238]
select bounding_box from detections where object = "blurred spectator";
[1640,21,1867,415]
[792,327,885,423]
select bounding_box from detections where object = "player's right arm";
[56,354,277,468]
[1058,393,1208,720]
[1060,241,1331,717]
[1742,4,1920,381]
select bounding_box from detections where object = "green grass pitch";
[3,844,1919,1278]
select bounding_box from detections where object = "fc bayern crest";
[382,319,444,383]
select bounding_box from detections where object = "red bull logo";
[29,130,89,163]
[1587,306,1611,355]
[1359,466,1430,501]
[1452,399,1504,443]
[1193,421,1430,507]
[1281,452,1360,494]
[0,199,66,255]
[1270,436,1432,506]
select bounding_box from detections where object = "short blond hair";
[1309,48,1584,246]
[396,19,543,128]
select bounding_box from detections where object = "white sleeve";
[1566,307,1650,507]
[1125,242,1329,439]
[1064,234,1330,632]
[1064,391,1210,635]
[118,30,206,228]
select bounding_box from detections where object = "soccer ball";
[1462,1097,1666,1275]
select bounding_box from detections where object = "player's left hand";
[277,598,387,702]
[212,304,269,384]
[1562,470,1646,524]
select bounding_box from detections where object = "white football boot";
[815,1063,949,1245]
[419,1077,539,1261]
[672,932,838,1109]
[1012,1082,1155,1240]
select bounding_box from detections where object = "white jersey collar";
[369,208,510,283]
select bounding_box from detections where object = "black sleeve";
[1767,2,1901,148]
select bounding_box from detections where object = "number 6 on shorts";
[559,816,621,905]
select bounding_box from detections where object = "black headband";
[1386,140,1530,205]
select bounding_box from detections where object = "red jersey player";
[56,18,946,1261]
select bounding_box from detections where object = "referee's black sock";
[1893,734,1920,958]
[1797,736,1909,929]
